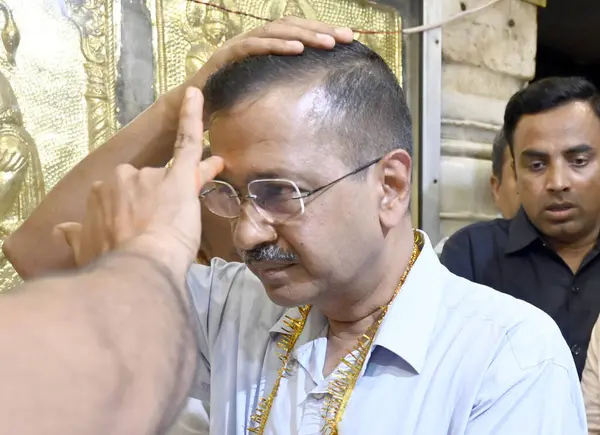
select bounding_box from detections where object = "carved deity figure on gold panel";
[184,0,242,78]
[0,0,119,292]
[150,0,402,95]
[262,0,317,20]
[0,1,44,286]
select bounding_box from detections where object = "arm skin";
[2,84,189,278]
[0,248,196,435]
[582,318,600,434]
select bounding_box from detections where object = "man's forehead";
[516,102,598,137]
[514,102,600,152]
[212,83,327,126]
[207,84,344,184]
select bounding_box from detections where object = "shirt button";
[572,286,580,294]
[313,393,326,400]
[571,344,582,356]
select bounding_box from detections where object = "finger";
[112,164,142,245]
[244,22,337,48]
[80,182,112,265]
[228,37,304,61]
[196,155,225,192]
[274,17,354,43]
[240,19,353,46]
[53,222,82,265]
[169,87,205,191]
[54,222,82,249]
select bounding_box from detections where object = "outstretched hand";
[56,88,224,280]
[185,16,354,93]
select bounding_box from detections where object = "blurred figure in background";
[489,129,520,220]
[434,129,519,255]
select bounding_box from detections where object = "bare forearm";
[0,250,196,435]
[3,90,183,278]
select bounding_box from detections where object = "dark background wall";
[534,0,600,87]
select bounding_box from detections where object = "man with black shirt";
[490,130,520,220]
[434,129,519,255]
[441,76,600,377]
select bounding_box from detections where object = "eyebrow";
[520,144,595,160]
[520,149,548,159]
[564,144,594,155]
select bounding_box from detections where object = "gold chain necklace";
[248,230,424,434]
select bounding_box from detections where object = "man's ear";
[378,149,412,229]
[490,175,501,202]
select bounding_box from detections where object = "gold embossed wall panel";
[0,0,119,292]
[149,0,402,96]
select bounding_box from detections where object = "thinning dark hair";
[491,129,508,181]
[203,40,413,169]
[503,76,600,155]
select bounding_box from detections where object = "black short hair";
[491,129,508,181]
[503,76,600,155]
[203,40,412,168]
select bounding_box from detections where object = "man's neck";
[321,221,416,341]
[318,222,417,376]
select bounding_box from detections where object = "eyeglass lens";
[200,179,304,221]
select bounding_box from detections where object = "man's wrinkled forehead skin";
[208,84,347,187]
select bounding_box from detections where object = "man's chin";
[538,220,586,243]
[262,282,315,308]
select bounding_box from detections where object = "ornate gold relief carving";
[183,0,242,79]
[0,0,119,292]
[65,0,119,151]
[149,0,402,96]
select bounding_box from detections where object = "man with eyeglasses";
[3,18,586,435]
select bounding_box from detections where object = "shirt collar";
[371,230,443,374]
[269,230,443,375]
[505,207,542,254]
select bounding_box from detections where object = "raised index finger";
[169,87,206,193]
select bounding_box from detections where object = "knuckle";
[175,132,194,149]
[90,180,104,194]
[237,38,254,54]
[259,24,274,37]
[139,168,165,189]
[140,167,165,179]
[115,163,136,177]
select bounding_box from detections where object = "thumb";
[54,222,82,263]
[196,155,225,192]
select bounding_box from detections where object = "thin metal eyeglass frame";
[199,156,383,219]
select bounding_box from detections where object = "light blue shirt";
[186,232,586,434]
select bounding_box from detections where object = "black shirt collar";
[505,207,543,254]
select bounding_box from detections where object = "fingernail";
[286,40,304,50]
[335,27,354,37]
[316,33,335,43]
[186,87,199,100]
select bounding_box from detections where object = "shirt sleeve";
[184,258,248,401]
[583,317,600,434]
[465,309,587,435]
[439,231,475,281]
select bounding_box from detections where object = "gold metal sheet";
[0,0,119,292]
[149,0,403,96]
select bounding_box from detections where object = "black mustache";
[242,245,299,263]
